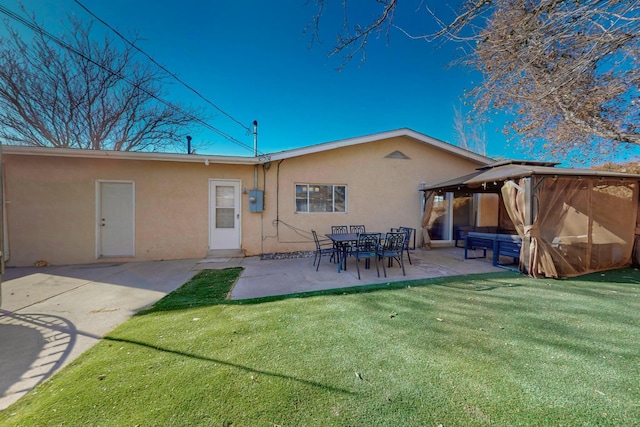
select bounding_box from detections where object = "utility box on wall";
[249,189,264,212]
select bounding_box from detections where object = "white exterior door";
[98,181,134,257]
[209,180,241,250]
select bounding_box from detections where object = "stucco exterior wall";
[258,135,484,254]
[4,154,257,266]
[477,194,500,227]
[3,133,488,266]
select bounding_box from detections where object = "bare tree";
[308,0,640,163]
[0,10,203,151]
[453,103,486,156]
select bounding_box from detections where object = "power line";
[72,0,253,134]
[0,4,261,155]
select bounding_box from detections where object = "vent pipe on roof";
[253,121,258,157]
[253,121,258,188]
[186,135,192,154]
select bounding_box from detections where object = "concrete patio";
[227,246,505,299]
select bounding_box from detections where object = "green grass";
[2,267,639,426]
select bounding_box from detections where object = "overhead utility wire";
[0,4,261,155]
[73,0,252,134]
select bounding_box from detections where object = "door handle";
[236,213,240,219]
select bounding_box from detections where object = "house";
[1,129,493,267]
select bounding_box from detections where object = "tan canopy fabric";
[500,179,529,273]
[421,191,435,249]
[501,176,639,278]
[501,180,526,236]
[547,177,637,276]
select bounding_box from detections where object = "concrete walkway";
[0,247,502,410]
[0,258,213,410]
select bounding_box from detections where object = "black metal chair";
[311,230,339,271]
[391,226,414,265]
[349,225,366,234]
[331,225,349,234]
[330,225,350,259]
[377,232,406,277]
[345,232,380,279]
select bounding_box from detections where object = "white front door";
[209,180,241,250]
[98,181,134,257]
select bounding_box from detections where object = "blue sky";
[3,0,636,164]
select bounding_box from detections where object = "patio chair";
[345,232,380,280]
[312,230,340,271]
[377,232,406,278]
[391,226,414,265]
[349,225,366,234]
[330,225,350,258]
[331,225,349,234]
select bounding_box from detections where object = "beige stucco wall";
[3,135,486,266]
[258,135,484,254]
[4,154,258,266]
[477,193,500,227]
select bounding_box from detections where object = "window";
[215,185,235,228]
[296,184,346,213]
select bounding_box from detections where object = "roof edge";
[421,163,640,193]
[478,159,560,170]
[1,145,260,165]
[266,128,494,165]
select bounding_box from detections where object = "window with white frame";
[295,184,346,213]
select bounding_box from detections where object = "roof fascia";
[2,145,260,165]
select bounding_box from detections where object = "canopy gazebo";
[420,160,640,278]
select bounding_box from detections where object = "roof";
[1,128,493,166]
[476,159,560,169]
[1,145,259,165]
[423,160,640,193]
[268,128,493,164]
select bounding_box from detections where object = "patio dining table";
[326,232,386,272]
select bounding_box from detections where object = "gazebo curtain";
[421,191,435,249]
[540,177,637,277]
[526,177,577,278]
[501,177,638,278]
[500,179,529,273]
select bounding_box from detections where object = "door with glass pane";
[427,193,477,242]
[209,180,241,250]
[428,193,452,241]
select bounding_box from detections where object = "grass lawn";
[1,267,639,426]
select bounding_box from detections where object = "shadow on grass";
[103,335,356,395]
[139,268,524,314]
